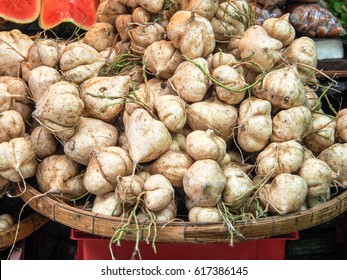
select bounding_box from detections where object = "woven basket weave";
[0,212,48,249]
[17,183,347,243]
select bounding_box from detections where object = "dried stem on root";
[7,188,54,260]
[109,192,145,259]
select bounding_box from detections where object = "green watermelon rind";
[38,18,95,32]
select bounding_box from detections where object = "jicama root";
[183,159,226,207]
[64,117,119,165]
[0,137,37,183]
[258,173,308,215]
[298,158,337,208]
[147,150,194,188]
[36,154,86,199]
[32,81,84,141]
[0,110,25,143]
[84,146,133,195]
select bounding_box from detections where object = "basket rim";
[0,212,49,249]
[18,183,347,243]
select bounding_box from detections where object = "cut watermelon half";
[39,0,99,30]
[0,0,99,31]
[0,0,40,24]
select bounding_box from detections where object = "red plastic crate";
[70,229,299,260]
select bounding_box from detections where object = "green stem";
[181,54,266,93]
[109,192,145,251]
[324,95,338,115]
[131,212,142,260]
[100,53,141,76]
[218,201,249,246]
[84,92,126,101]
[69,192,91,204]
[144,209,158,254]
[312,82,333,112]
[255,199,268,219]
[218,201,235,246]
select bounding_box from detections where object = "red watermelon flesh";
[0,0,40,23]
[39,0,99,30]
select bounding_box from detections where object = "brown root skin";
[125,109,172,164]
[186,96,238,141]
[29,126,58,160]
[32,115,79,146]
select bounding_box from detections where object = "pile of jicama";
[0,0,346,248]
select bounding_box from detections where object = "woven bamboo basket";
[17,183,347,243]
[0,212,49,249]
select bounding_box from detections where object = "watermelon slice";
[0,0,99,31]
[0,0,40,23]
[39,0,99,30]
